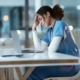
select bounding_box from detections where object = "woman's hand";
[32,14,39,31]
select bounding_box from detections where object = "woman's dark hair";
[52,4,64,20]
[37,4,64,20]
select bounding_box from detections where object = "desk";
[0,49,79,80]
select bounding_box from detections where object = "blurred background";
[0,0,80,49]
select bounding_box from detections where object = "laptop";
[11,30,43,54]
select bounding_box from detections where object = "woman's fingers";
[34,14,39,25]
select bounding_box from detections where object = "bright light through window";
[3,15,9,21]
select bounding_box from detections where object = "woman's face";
[38,12,51,27]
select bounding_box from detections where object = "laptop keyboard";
[22,50,44,53]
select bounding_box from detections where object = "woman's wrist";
[32,27,36,31]
[32,24,37,31]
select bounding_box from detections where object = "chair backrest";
[44,71,80,80]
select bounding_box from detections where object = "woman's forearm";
[32,31,47,51]
[32,31,43,51]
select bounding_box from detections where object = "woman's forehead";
[38,15,43,19]
[38,14,42,17]
[38,14,46,19]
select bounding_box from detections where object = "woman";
[28,5,79,80]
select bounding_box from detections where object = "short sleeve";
[53,21,66,37]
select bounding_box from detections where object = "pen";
[1,55,23,57]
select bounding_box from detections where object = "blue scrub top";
[28,21,79,80]
[42,20,79,56]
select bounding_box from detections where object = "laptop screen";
[11,30,22,53]
[11,30,44,53]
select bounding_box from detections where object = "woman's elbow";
[35,46,43,51]
[48,47,56,53]
[48,47,57,58]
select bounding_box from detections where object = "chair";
[44,71,80,80]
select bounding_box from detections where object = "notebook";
[11,30,43,54]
